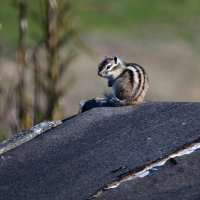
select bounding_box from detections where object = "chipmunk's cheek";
[106,71,111,77]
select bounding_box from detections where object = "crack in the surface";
[87,137,200,199]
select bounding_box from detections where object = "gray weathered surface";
[0,102,200,200]
[98,150,200,200]
[0,120,62,155]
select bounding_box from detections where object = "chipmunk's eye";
[106,64,112,70]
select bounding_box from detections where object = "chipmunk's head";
[98,56,124,80]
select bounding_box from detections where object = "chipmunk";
[98,56,149,105]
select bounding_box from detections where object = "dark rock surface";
[98,150,200,200]
[0,102,200,200]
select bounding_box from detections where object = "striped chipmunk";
[98,56,149,105]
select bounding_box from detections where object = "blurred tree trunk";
[16,1,31,130]
[45,0,59,119]
[36,0,78,121]
[33,45,41,124]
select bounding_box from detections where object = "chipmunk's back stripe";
[129,69,134,90]
[134,65,144,100]
[134,66,142,97]
[126,64,139,94]
[138,66,148,101]
[137,66,149,101]
[126,63,145,100]
[139,65,148,91]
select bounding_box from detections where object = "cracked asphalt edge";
[87,137,200,200]
[0,120,62,155]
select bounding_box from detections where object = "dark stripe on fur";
[125,63,148,101]
[128,69,134,91]
[125,63,142,99]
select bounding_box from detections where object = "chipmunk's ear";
[114,56,118,64]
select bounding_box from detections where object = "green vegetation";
[0,0,43,49]
[75,0,200,42]
[76,0,200,28]
[1,0,200,50]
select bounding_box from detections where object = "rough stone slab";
[0,120,62,155]
[98,150,200,200]
[0,102,200,200]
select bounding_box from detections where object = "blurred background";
[1,0,200,140]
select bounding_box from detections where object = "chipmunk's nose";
[98,70,102,77]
